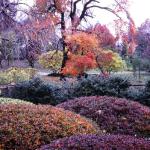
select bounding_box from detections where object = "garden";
[0,0,150,150]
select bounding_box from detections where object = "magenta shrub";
[57,96,150,137]
[38,134,150,150]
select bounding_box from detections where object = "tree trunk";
[60,12,67,80]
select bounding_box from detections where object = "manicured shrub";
[73,76,130,98]
[0,104,99,150]
[11,78,65,105]
[58,96,150,137]
[0,97,33,104]
[38,134,150,150]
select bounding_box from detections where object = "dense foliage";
[10,76,130,105]
[0,104,98,150]
[0,67,36,85]
[39,50,63,72]
[0,97,32,104]
[88,23,116,49]
[11,78,66,105]
[38,134,150,150]
[96,50,126,73]
[58,96,150,137]
[10,76,150,107]
[62,52,96,76]
[72,76,130,98]
[62,32,126,76]
[62,32,98,76]
[136,19,150,60]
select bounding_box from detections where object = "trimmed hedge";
[38,134,150,150]
[58,96,150,137]
[10,77,150,107]
[0,104,99,150]
[11,78,71,105]
[72,76,130,98]
[0,97,33,104]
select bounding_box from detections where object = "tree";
[25,39,41,68]
[134,19,150,72]
[0,0,17,31]
[35,0,132,78]
[62,32,126,76]
[136,19,150,59]
[62,32,98,76]
[87,23,116,49]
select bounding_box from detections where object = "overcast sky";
[91,0,150,28]
[21,0,150,28]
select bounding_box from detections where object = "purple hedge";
[57,96,150,137]
[38,134,150,150]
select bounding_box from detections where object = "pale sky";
[20,0,150,28]
[92,0,150,28]
[130,0,150,27]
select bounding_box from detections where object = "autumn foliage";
[62,32,98,76]
[58,96,150,137]
[96,49,126,73]
[66,32,99,54]
[88,23,116,49]
[0,104,98,150]
[62,52,96,76]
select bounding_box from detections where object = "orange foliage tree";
[62,32,98,76]
[34,0,134,77]
[87,24,116,49]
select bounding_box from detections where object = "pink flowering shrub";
[57,96,150,137]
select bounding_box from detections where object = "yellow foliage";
[96,49,126,73]
[0,67,37,85]
[38,50,63,72]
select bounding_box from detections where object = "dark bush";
[11,78,70,105]
[0,104,98,150]
[58,96,150,137]
[38,134,150,150]
[142,80,150,106]
[10,76,149,107]
[146,80,150,92]
[107,76,130,96]
[126,87,150,107]
[73,76,130,98]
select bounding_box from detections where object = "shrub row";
[72,75,130,97]
[11,78,70,105]
[38,134,150,150]
[0,104,98,150]
[57,96,150,138]
[10,76,150,106]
